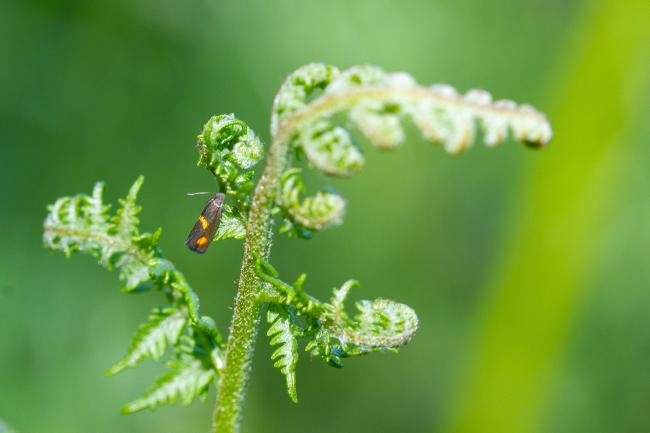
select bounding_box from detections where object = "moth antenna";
[187,192,214,196]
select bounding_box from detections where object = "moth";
[185,192,225,253]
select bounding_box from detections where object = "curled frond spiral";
[229,63,548,403]
[196,114,264,242]
[278,168,345,238]
[255,257,418,399]
[267,63,552,235]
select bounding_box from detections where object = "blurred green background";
[1,0,649,432]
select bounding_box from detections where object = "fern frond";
[297,119,364,177]
[266,64,551,235]
[87,182,111,231]
[43,179,224,413]
[107,308,187,376]
[337,298,418,355]
[197,114,263,211]
[214,211,247,241]
[198,114,264,173]
[121,356,216,413]
[256,257,324,316]
[43,60,553,428]
[273,63,551,160]
[279,168,345,236]
[256,260,418,370]
[194,114,265,245]
[43,176,157,290]
[266,304,299,403]
[113,176,143,239]
[328,279,358,323]
[271,63,340,136]
[350,100,405,150]
[317,281,418,360]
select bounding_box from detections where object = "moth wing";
[185,219,209,253]
[185,193,225,254]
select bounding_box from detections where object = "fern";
[278,168,345,237]
[43,62,551,432]
[43,177,159,291]
[256,258,418,394]
[196,113,264,233]
[106,307,187,376]
[269,64,551,236]
[122,355,216,414]
[266,304,300,402]
[248,64,546,411]
[43,178,224,412]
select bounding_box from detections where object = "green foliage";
[278,168,345,238]
[121,338,217,414]
[43,178,223,413]
[198,114,263,183]
[43,178,157,290]
[271,63,340,136]
[214,212,247,241]
[42,62,551,432]
[266,304,299,403]
[270,63,552,237]
[297,119,365,177]
[318,64,552,152]
[256,257,418,398]
[106,307,187,376]
[196,114,264,240]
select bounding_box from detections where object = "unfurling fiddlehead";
[250,63,550,402]
[43,62,551,432]
[256,258,418,393]
[270,63,551,236]
[196,114,264,241]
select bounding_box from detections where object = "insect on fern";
[43,63,551,433]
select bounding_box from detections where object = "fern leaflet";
[267,304,299,402]
[121,356,216,414]
[107,307,187,376]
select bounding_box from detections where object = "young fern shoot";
[43,63,551,433]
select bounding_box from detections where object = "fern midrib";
[334,322,417,349]
[274,86,548,150]
[44,224,151,264]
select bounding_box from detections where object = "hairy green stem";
[211,131,291,432]
[210,89,354,431]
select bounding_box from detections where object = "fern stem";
[212,132,291,432]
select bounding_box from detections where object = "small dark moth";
[185,192,225,253]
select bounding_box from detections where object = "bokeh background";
[1,0,649,432]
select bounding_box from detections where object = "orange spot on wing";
[199,215,209,229]
[196,236,209,247]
